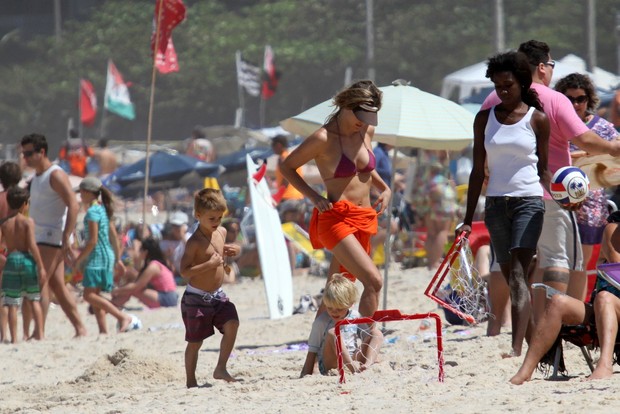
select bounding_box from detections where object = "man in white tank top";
[21,133,86,338]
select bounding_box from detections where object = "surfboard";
[245,154,294,319]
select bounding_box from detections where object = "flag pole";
[78,80,83,138]
[143,0,165,233]
[235,51,245,128]
[259,96,265,127]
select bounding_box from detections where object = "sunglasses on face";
[544,60,556,69]
[22,150,37,158]
[566,95,588,104]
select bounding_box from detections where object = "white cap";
[169,211,189,226]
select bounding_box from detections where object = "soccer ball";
[550,166,589,205]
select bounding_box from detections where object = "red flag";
[151,0,186,56]
[261,45,279,100]
[80,79,97,127]
[156,37,179,74]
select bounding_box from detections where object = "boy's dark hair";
[7,187,29,210]
[271,134,288,147]
[0,161,21,190]
[21,133,48,155]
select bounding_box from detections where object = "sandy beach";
[1,265,619,413]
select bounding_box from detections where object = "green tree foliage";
[0,0,618,150]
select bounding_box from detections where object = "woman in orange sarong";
[280,80,391,317]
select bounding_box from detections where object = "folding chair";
[541,263,620,379]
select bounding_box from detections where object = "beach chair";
[542,262,620,379]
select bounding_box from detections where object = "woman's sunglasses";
[565,95,588,104]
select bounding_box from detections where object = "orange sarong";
[309,200,378,278]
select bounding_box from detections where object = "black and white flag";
[236,51,261,97]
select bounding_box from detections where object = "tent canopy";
[441,54,620,103]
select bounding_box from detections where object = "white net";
[334,310,444,385]
[426,235,490,325]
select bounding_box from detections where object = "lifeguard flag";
[261,45,279,100]
[156,37,179,74]
[104,60,135,120]
[151,0,186,56]
[80,79,97,127]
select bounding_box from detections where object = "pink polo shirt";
[482,83,589,199]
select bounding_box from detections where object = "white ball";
[550,166,589,205]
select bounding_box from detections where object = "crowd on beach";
[3,37,620,389]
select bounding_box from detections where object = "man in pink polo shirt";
[482,40,620,322]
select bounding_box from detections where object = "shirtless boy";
[180,188,241,388]
[0,187,47,343]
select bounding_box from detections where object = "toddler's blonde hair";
[322,273,358,309]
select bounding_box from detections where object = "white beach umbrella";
[280,79,475,151]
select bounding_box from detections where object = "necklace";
[197,226,231,274]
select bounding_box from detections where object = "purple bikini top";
[332,134,376,179]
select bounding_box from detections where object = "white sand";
[1,266,619,413]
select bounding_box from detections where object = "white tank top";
[485,106,543,197]
[30,164,68,246]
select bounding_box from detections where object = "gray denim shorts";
[484,196,545,265]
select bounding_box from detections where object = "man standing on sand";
[21,133,86,337]
[482,40,620,333]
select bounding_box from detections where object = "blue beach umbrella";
[104,150,223,196]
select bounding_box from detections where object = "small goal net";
[334,310,444,384]
[425,233,489,325]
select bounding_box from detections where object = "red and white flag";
[261,45,279,100]
[151,0,186,56]
[80,79,97,127]
[156,37,179,74]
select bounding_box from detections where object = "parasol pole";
[381,145,399,311]
[143,0,165,234]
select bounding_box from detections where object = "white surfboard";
[245,154,293,319]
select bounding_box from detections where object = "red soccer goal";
[425,232,480,324]
[334,309,445,384]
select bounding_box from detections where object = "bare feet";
[118,315,133,333]
[509,372,531,385]
[74,326,87,338]
[586,365,613,380]
[186,380,199,389]
[501,349,521,359]
[213,367,239,382]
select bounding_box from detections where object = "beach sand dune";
[0,267,618,413]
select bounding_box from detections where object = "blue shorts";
[484,196,545,265]
[158,290,178,307]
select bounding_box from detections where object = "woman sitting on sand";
[112,237,178,309]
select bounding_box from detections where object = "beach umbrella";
[280,79,475,151]
[104,150,223,196]
[280,79,475,310]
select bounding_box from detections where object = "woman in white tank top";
[457,51,550,358]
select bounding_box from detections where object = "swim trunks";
[181,286,238,342]
[1,251,40,306]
